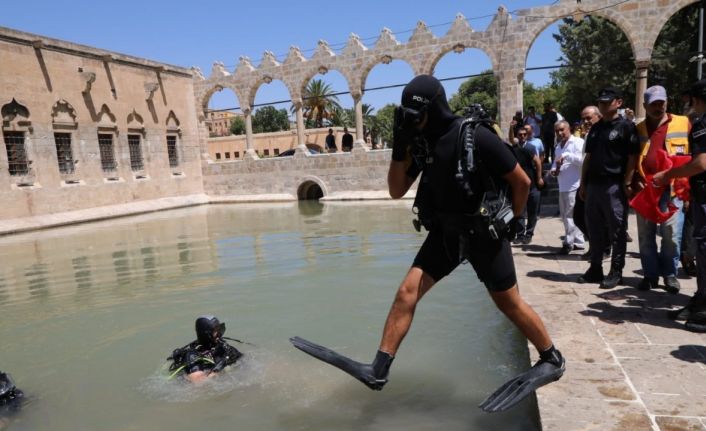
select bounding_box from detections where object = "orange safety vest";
[636,114,690,180]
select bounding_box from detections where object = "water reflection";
[0,202,537,430]
[72,256,92,290]
[25,263,48,297]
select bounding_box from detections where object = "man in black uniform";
[291,75,564,413]
[541,101,560,163]
[654,79,706,331]
[578,87,639,289]
[512,127,544,244]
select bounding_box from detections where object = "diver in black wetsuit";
[291,75,564,413]
[167,316,243,383]
[0,371,24,427]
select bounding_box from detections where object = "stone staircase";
[540,162,560,216]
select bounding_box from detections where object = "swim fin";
[289,336,393,390]
[479,347,565,413]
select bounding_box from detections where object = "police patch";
[609,130,619,140]
[693,128,706,139]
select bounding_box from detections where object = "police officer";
[291,75,565,413]
[654,79,706,331]
[578,87,640,289]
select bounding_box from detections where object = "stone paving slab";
[518,213,706,430]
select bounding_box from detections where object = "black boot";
[599,269,622,290]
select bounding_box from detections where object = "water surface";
[0,201,539,430]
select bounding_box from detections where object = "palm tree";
[292,79,342,128]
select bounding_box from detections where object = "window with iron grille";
[234,151,240,158]
[166,135,179,167]
[98,134,117,172]
[54,133,75,174]
[3,131,29,176]
[128,135,143,171]
[216,152,221,160]
[225,152,230,159]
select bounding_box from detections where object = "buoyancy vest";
[636,114,690,180]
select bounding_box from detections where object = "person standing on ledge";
[341,127,354,152]
[325,128,337,153]
[291,75,565,413]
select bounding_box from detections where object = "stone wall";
[208,127,357,159]
[0,27,203,220]
[202,142,397,201]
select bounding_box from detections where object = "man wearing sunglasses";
[292,75,564,413]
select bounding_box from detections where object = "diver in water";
[0,371,24,427]
[167,316,243,383]
[291,75,564,413]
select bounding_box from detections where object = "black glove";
[392,106,413,162]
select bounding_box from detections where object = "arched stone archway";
[297,176,327,200]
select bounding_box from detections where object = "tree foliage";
[549,16,635,121]
[252,106,290,133]
[230,116,245,135]
[374,104,397,147]
[649,3,701,113]
[295,79,342,128]
[448,72,498,119]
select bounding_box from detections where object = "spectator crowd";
[506,80,706,333]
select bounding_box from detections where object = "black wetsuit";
[408,120,519,291]
[169,340,243,376]
[0,389,23,417]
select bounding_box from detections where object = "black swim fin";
[289,336,393,390]
[479,347,565,413]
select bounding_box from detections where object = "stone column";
[497,69,523,138]
[634,60,650,122]
[353,93,364,141]
[243,107,258,159]
[294,101,306,147]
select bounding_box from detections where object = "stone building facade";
[205,110,240,137]
[0,0,699,234]
[0,27,203,225]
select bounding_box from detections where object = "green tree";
[448,71,498,119]
[374,104,397,147]
[550,16,634,121]
[230,116,246,135]
[329,106,352,127]
[649,3,700,114]
[252,106,290,133]
[294,79,342,128]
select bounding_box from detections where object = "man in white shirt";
[551,120,585,254]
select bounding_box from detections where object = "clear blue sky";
[0,0,566,115]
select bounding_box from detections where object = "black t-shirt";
[689,113,706,187]
[541,111,559,142]
[512,144,537,188]
[584,117,639,182]
[406,119,517,213]
[325,134,336,149]
[342,133,353,149]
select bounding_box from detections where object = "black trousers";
[518,187,541,238]
[586,182,628,271]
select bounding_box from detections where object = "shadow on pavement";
[580,286,693,331]
[670,345,706,364]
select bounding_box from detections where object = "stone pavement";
[516,213,706,431]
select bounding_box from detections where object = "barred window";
[128,135,143,171]
[216,152,221,160]
[3,131,29,176]
[98,134,117,172]
[225,152,230,159]
[54,133,75,174]
[264,149,270,156]
[234,151,240,158]
[166,135,179,167]
[274,148,279,155]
